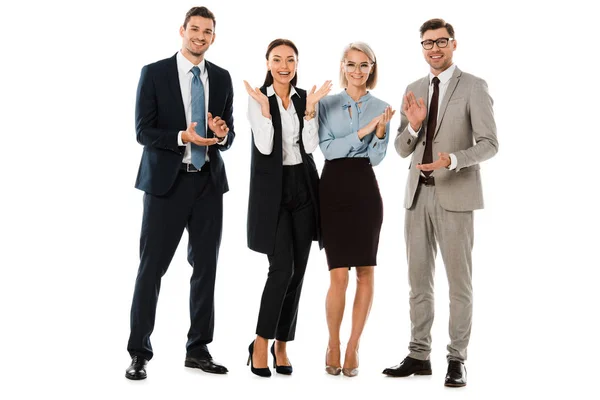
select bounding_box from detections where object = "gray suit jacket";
[395,67,499,211]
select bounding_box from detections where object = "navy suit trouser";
[127,167,223,360]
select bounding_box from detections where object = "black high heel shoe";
[247,341,271,377]
[270,342,293,375]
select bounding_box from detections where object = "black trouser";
[127,167,223,360]
[256,164,316,341]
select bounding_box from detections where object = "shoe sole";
[444,382,466,387]
[384,370,432,377]
[125,373,146,380]
[184,360,227,374]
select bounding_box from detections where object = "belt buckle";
[186,163,198,172]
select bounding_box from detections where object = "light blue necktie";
[190,66,206,169]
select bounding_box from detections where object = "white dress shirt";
[247,85,319,166]
[175,51,227,164]
[408,64,458,170]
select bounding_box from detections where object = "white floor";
[3,231,597,399]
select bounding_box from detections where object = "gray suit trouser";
[405,184,473,362]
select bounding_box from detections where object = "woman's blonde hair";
[339,41,378,89]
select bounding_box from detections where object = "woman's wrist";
[304,108,316,120]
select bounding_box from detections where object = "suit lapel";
[291,89,306,154]
[291,90,305,127]
[434,67,462,139]
[265,88,283,162]
[205,60,217,138]
[416,76,429,107]
[414,77,429,136]
[166,54,186,128]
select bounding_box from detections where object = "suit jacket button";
[422,141,426,146]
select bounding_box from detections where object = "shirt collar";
[177,51,206,77]
[266,84,298,99]
[341,89,371,105]
[429,64,456,85]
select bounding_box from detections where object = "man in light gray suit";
[382,18,498,387]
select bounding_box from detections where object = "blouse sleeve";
[366,121,390,166]
[247,95,274,155]
[301,109,319,154]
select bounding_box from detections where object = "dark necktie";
[190,66,206,169]
[422,76,440,177]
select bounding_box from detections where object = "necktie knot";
[191,66,201,79]
[432,76,440,87]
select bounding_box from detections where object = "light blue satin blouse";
[318,90,390,166]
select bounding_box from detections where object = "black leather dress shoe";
[185,354,228,374]
[382,356,432,377]
[125,356,148,380]
[445,360,467,387]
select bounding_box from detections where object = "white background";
[1,0,599,399]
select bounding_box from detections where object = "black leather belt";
[419,176,435,186]
[180,162,210,172]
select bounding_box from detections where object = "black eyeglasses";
[421,37,453,50]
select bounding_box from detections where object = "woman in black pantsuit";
[244,38,332,377]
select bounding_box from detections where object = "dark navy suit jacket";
[134,53,235,195]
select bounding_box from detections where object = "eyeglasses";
[420,37,453,50]
[344,61,374,74]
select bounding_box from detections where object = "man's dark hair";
[419,18,454,38]
[183,6,216,29]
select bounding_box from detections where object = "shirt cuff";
[448,153,457,170]
[178,131,184,146]
[217,134,228,145]
[304,116,318,129]
[407,124,420,137]
[370,134,385,149]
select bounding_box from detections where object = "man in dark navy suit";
[125,6,235,380]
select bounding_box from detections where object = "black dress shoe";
[444,360,467,387]
[125,356,148,380]
[270,343,293,375]
[185,352,228,374]
[382,356,432,377]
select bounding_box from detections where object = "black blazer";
[134,53,235,196]
[247,87,322,254]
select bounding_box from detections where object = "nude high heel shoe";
[342,349,359,377]
[325,348,342,376]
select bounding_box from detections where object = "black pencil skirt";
[319,158,383,270]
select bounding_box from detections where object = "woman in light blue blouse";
[319,41,395,377]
